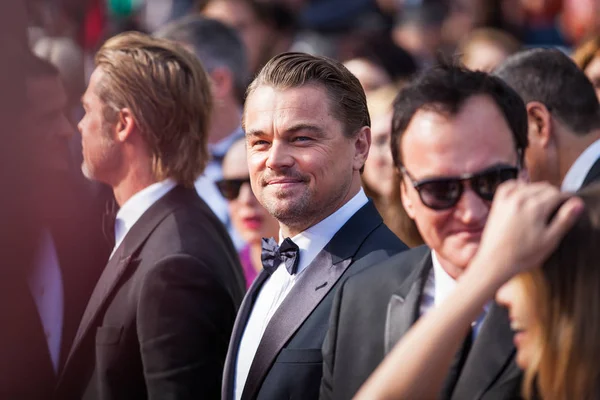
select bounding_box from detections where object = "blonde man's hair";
[95,31,212,187]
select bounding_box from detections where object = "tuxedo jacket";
[222,202,408,400]
[581,158,600,189]
[0,175,110,399]
[55,185,246,400]
[321,246,523,400]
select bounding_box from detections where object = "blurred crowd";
[0,0,599,398]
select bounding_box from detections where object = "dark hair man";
[221,52,408,400]
[321,62,529,400]
[54,32,245,399]
[494,48,600,191]
[155,16,250,246]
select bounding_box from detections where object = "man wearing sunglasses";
[222,52,409,400]
[321,63,529,400]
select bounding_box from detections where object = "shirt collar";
[561,138,600,192]
[278,188,369,276]
[113,179,177,253]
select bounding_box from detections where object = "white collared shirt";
[561,138,600,192]
[421,251,488,337]
[111,179,177,258]
[29,228,64,373]
[234,189,369,400]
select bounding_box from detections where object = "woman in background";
[356,181,596,400]
[363,85,423,247]
[217,138,279,289]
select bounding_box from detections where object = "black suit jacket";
[55,185,246,400]
[321,246,522,400]
[222,201,408,400]
[0,175,110,399]
[581,157,600,189]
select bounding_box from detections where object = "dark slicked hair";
[391,62,528,167]
[245,52,370,137]
[494,48,600,135]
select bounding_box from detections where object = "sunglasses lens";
[418,180,462,210]
[474,168,518,201]
[216,180,242,200]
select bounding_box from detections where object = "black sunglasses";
[216,177,251,200]
[400,165,519,210]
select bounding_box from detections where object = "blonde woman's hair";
[94,31,212,187]
[521,183,600,400]
[572,34,600,70]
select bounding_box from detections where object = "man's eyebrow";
[285,123,325,136]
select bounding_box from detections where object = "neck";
[558,129,600,183]
[435,253,464,281]
[279,180,362,238]
[111,163,159,207]
[209,100,242,145]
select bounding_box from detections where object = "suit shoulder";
[345,245,429,290]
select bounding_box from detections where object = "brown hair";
[244,52,370,136]
[572,34,600,71]
[521,183,600,400]
[94,31,212,187]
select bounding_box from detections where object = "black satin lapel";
[222,271,269,400]
[241,251,352,400]
[581,157,600,188]
[451,303,516,400]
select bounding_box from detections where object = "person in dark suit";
[494,48,600,191]
[54,32,246,400]
[221,52,408,400]
[321,63,530,400]
[0,53,111,399]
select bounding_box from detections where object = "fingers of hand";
[545,196,585,245]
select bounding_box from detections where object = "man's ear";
[526,101,553,148]
[116,108,136,142]
[353,126,371,171]
[400,176,416,219]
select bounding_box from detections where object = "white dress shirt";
[420,251,488,338]
[111,179,177,258]
[234,189,369,400]
[29,228,64,372]
[561,138,600,192]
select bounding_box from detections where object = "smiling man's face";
[244,84,366,236]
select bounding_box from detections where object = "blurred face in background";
[202,0,272,73]
[583,53,600,100]
[363,110,395,198]
[344,58,391,94]
[220,139,279,245]
[25,74,74,172]
[462,40,511,72]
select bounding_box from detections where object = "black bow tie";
[261,237,300,275]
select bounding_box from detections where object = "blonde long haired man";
[55,32,245,399]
